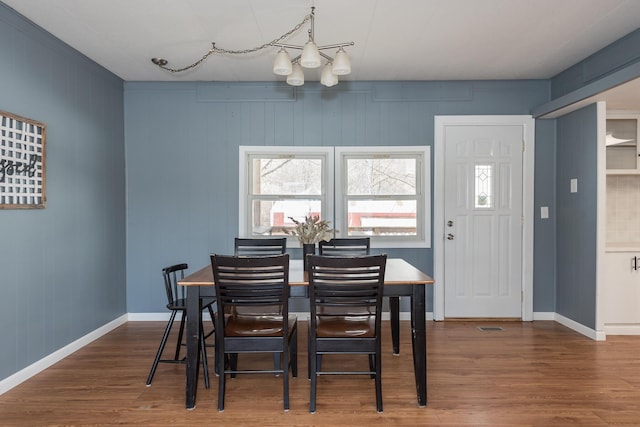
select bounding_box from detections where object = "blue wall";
[551,28,640,99]
[543,27,640,330]
[555,105,599,328]
[533,119,557,312]
[0,3,126,381]
[124,80,551,314]
[2,0,637,385]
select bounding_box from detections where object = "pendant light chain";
[152,13,312,73]
[151,6,352,87]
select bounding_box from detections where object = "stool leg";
[175,312,186,360]
[146,310,177,386]
[199,319,210,389]
[390,297,400,355]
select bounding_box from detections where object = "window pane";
[474,164,493,208]
[252,158,322,195]
[606,118,638,169]
[347,200,417,236]
[347,158,416,195]
[251,199,322,236]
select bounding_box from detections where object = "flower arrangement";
[285,215,334,245]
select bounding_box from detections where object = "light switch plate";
[541,206,549,219]
[571,178,578,193]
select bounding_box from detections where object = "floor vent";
[477,326,504,332]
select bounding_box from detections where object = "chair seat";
[319,306,372,316]
[226,314,297,337]
[316,315,375,338]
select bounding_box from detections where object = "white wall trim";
[604,324,640,335]
[595,101,607,335]
[532,312,555,320]
[535,312,605,340]
[555,313,606,341]
[0,314,128,395]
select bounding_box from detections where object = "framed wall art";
[0,110,46,209]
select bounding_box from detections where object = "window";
[239,146,430,248]
[336,147,430,247]
[239,146,333,237]
[474,163,493,209]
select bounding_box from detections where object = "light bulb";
[331,47,351,75]
[286,63,305,86]
[321,63,338,87]
[273,48,292,75]
[300,40,321,68]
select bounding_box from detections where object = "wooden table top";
[179,258,434,287]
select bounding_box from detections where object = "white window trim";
[335,146,431,249]
[238,146,334,239]
[239,145,430,248]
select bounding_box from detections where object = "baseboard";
[554,313,605,341]
[532,311,555,320]
[0,314,128,396]
[534,312,609,340]
[604,324,640,335]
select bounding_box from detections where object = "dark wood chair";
[307,254,387,413]
[146,263,215,387]
[318,237,370,256]
[318,238,401,355]
[234,237,287,370]
[234,237,287,256]
[210,253,297,411]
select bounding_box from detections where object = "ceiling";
[3,0,640,109]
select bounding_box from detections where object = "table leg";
[185,285,201,409]
[411,284,427,406]
[390,296,400,355]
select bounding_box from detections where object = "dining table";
[178,257,434,409]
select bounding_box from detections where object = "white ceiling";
[3,0,640,108]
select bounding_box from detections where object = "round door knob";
[447,233,454,240]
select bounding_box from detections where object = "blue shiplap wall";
[551,28,640,99]
[0,3,126,382]
[533,119,557,312]
[0,0,636,389]
[124,80,552,314]
[555,104,598,328]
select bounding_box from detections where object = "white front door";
[440,122,527,318]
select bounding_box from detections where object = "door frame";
[433,115,535,321]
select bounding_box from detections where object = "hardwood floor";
[1,320,639,426]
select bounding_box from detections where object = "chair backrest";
[161,263,188,307]
[318,238,370,256]
[210,253,290,320]
[234,237,287,257]
[307,254,386,324]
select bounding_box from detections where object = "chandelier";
[151,7,354,87]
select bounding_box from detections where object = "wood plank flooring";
[1,320,639,426]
